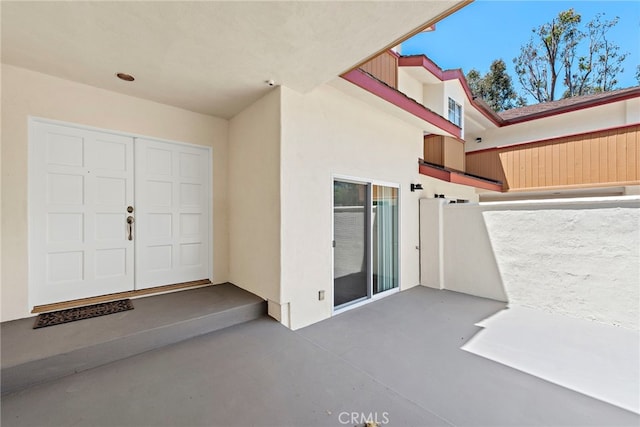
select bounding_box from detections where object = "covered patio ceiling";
[1,1,468,119]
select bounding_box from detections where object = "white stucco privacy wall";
[1,64,230,322]
[424,196,640,330]
[481,198,640,330]
[419,199,507,302]
[228,88,281,305]
[442,202,507,301]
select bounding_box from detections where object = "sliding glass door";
[372,185,398,294]
[333,179,398,309]
[333,181,369,307]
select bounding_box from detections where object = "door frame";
[28,116,214,309]
[331,173,401,315]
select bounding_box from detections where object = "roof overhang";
[336,69,461,138]
[500,88,640,124]
[399,55,503,127]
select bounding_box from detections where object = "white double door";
[30,121,210,306]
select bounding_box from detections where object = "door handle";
[127,216,135,241]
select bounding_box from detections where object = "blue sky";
[401,1,639,101]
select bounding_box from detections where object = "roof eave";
[398,54,505,126]
[502,88,640,124]
[341,68,461,138]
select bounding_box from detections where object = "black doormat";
[33,299,134,329]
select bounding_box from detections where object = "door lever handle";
[127,216,135,241]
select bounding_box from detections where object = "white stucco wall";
[419,199,444,290]
[417,176,478,202]
[397,68,424,105]
[423,83,444,120]
[1,64,229,322]
[481,198,639,330]
[419,199,507,302]
[427,196,639,330]
[441,203,508,301]
[467,99,639,152]
[443,81,468,140]
[228,88,282,304]
[626,98,640,123]
[278,84,478,329]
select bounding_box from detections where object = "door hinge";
[332,240,336,248]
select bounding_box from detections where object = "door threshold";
[332,287,399,315]
[31,279,212,314]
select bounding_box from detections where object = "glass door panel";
[333,181,369,307]
[372,185,398,294]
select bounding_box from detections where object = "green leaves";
[513,9,628,103]
[466,59,523,112]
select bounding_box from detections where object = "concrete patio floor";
[2,286,638,427]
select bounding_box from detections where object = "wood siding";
[424,134,444,166]
[444,137,465,172]
[424,134,465,172]
[359,50,398,89]
[466,125,640,191]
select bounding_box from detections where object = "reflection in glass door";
[333,181,369,307]
[333,179,398,309]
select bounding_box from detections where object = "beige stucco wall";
[1,64,229,321]
[228,88,281,304]
[279,83,478,330]
[1,63,487,328]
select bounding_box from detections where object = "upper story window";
[448,98,462,127]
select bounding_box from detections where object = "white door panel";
[135,138,210,289]
[30,121,211,306]
[30,122,135,306]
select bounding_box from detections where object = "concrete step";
[1,283,266,394]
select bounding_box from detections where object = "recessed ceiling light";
[116,72,135,82]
